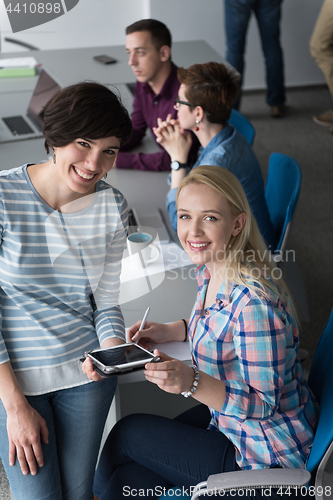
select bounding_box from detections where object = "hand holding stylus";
[129,319,184,349]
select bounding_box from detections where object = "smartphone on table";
[82,343,160,377]
[93,54,117,64]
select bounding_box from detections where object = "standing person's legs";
[0,394,62,500]
[224,0,253,110]
[255,0,285,109]
[53,378,117,500]
[310,0,333,98]
[0,378,116,500]
[310,0,333,125]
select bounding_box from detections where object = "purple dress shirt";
[116,63,199,171]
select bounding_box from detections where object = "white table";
[0,40,226,89]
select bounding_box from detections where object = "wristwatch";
[170,161,187,171]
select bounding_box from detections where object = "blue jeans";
[0,378,117,500]
[225,0,285,108]
[93,405,239,499]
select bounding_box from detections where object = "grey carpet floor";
[0,85,332,498]
[0,469,10,499]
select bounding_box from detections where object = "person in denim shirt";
[153,62,275,248]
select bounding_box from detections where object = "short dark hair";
[177,62,240,125]
[43,81,132,154]
[126,19,172,50]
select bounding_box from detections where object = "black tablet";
[82,343,160,377]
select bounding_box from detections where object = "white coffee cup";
[127,230,160,265]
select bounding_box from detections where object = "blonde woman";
[93,165,317,500]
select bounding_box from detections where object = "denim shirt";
[166,124,275,247]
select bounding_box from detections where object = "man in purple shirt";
[116,19,198,172]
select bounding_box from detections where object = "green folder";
[0,67,37,78]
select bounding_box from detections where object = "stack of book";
[0,57,38,78]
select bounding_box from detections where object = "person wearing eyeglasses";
[116,19,199,172]
[153,61,275,248]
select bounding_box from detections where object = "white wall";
[0,0,325,89]
[0,0,146,50]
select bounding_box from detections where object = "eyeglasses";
[174,99,211,116]
[174,98,193,109]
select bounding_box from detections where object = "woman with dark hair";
[153,61,275,247]
[0,81,132,499]
[93,165,317,500]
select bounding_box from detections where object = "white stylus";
[134,307,150,344]
[132,307,150,344]
[138,307,150,332]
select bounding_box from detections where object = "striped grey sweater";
[0,165,127,395]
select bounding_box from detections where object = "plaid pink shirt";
[189,265,318,470]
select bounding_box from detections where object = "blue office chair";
[188,308,333,499]
[265,153,302,261]
[228,109,255,146]
[264,153,309,322]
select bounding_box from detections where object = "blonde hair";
[177,165,299,322]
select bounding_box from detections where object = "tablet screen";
[90,344,155,368]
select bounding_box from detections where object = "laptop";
[128,207,170,244]
[0,68,61,144]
